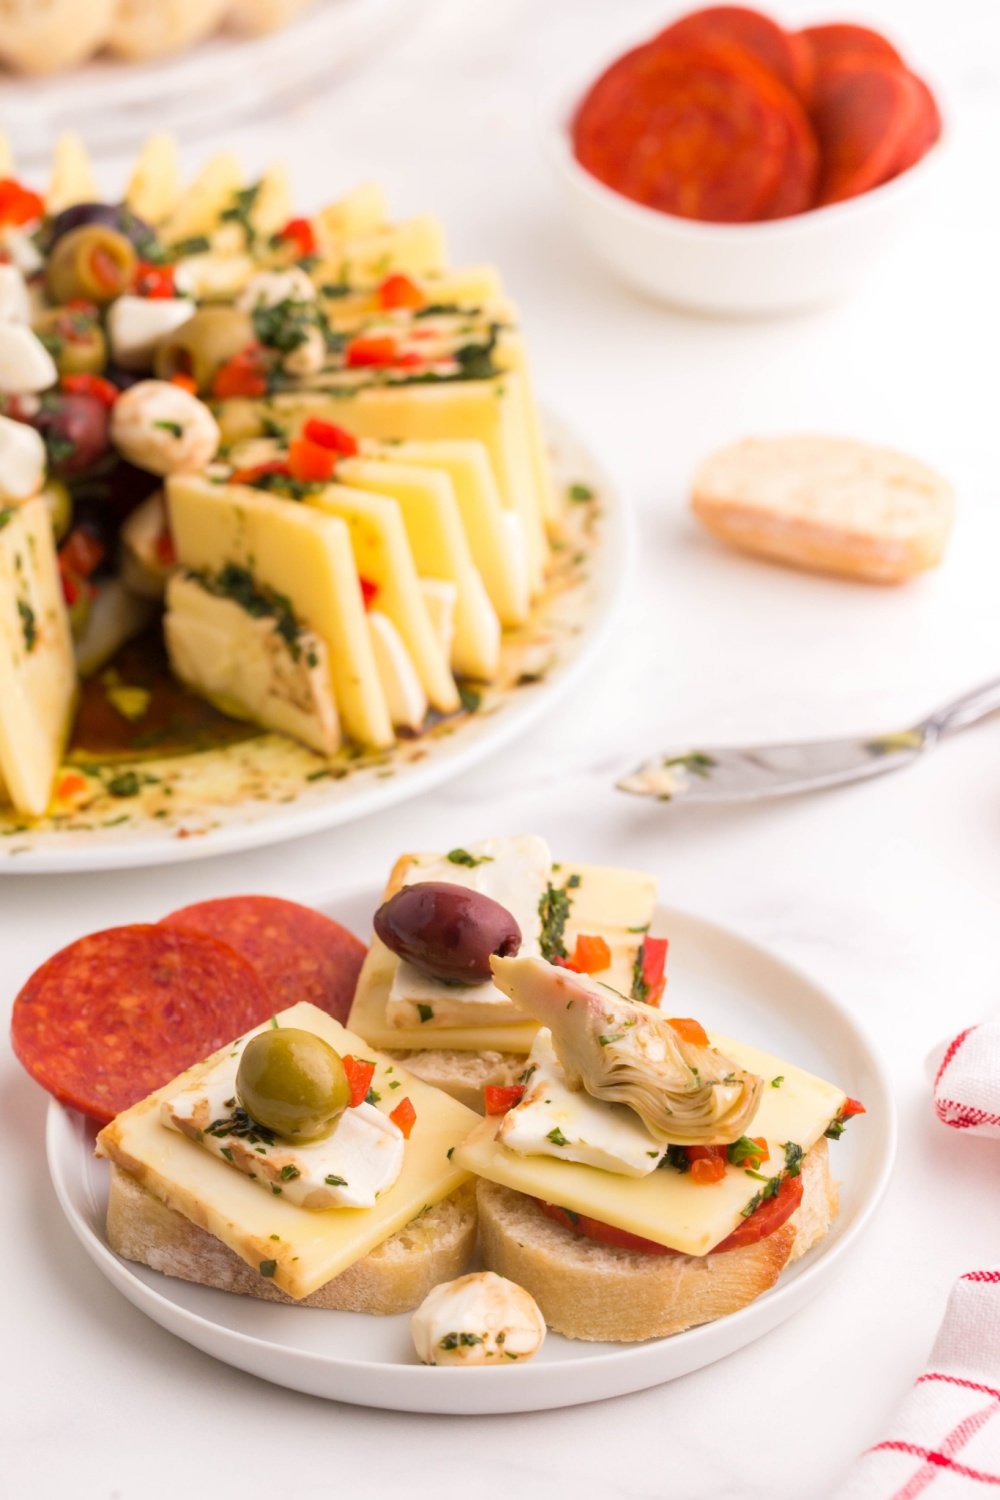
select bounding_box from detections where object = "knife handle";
[925,676,1000,737]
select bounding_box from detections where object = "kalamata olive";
[34,392,110,475]
[47,202,156,254]
[373,882,522,984]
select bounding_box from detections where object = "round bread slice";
[477,1140,837,1342]
[385,1048,524,1113]
[692,435,953,583]
[107,1166,477,1315]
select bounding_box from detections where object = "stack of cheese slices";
[0,132,562,818]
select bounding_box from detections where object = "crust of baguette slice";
[107,1167,477,1315]
[477,1140,837,1341]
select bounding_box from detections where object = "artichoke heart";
[490,954,763,1144]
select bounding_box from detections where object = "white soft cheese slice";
[498,1031,663,1178]
[385,835,552,1029]
[160,1045,403,1210]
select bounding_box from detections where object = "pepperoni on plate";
[573,42,793,223]
[11,925,270,1124]
[811,57,923,205]
[892,73,942,175]
[799,22,903,69]
[657,6,815,101]
[160,895,366,1023]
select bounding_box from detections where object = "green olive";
[33,306,107,376]
[153,306,255,394]
[236,1028,349,1142]
[46,225,137,306]
[39,477,72,541]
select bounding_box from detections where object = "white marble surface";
[3,1,1000,1495]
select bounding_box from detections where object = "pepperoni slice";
[811,57,923,205]
[800,22,903,69]
[657,6,815,101]
[573,42,793,223]
[11,925,270,1124]
[892,73,942,176]
[160,896,366,1023]
[758,86,820,217]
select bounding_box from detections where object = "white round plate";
[46,894,895,1414]
[3,0,410,162]
[3,411,629,873]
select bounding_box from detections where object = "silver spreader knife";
[617,677,1000,806]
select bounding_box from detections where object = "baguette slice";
[477,1140,837,1342]
[692,435,953,583]
[108,1167,476,1315]
[385,1048,524,1114]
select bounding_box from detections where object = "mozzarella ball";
[237,267,316,312]
[110,380,220,476]
[107,294,195,371]
[0,324,57,393]
[281,324,326,378]
[411,1272,546,1367]
[0,414,46,501]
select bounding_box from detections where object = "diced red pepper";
[211,345,269,400]
[842,1098,866,1118]
[345,335,400,368]
[287,435,337,484]
[229,460,291,487]
[61,373,119,408]
[395,350,425,369]
[687,1145,727,1185]
[641,936,669,1005]
[359,576,378,609]
[133,261,176,299]
[389,1096,417,1138]
[0,178,44,227]
[90,245,124,293]
[667,1016,708,1047]
[61,571,80,607]
[154,529,176,568]
[555,934,612,975]
[484,1083,526,1116]
[743,1136,770,1170]
[276,216,317,259]
[302,417,358,456]
[378,273,426,311]
[55,773,88,800]
[59,527,104,579]
[341,1055,376,1110]
[169,372,198,395]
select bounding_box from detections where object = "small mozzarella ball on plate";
[107,295,195,372]
[0,414,46,501]
[238,267,316,312]
[111,379,220,476]
[411,1271,546,1367]
[0,325,57,393]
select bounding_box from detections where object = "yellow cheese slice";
[47,134,98,214]
[336,456,501,681]
[96,1002,478,1301]
[125,133,182,225]
[347,861,657,1054]
[249,162,292,239]
[319,215,448,285]
[321,267,510,332]
[0,498,76,817]
[166,475,393,748]
[494,330,556,525]
[313,182,388,247]
[375,440,530,627]
[455,1035,848,1256]
[160,152,242,244]
[306,484,459,714]
[274,374,547,591]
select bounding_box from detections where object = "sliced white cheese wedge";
[167,475,392,748]
[164,572,341,756]
[338,456,501,682]
[386,835,552,1030]
[0,264,30,325]
[456,1033,848,1256]
[419,577,457,662]
[107,295,195,372]
[161,1047,403,1210]
[160,151,242,244]
[368,608,427,733]
[97,1002,478,1301]
[497,1031,663,1178]
[0,414,46,501]
[0,497,76,817]
[74,578,155,678]
[125,132,182,225]
[120,490,170,600]
[306,483,459,715]
[0,325,57,394]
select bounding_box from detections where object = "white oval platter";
[46,896,895,1415]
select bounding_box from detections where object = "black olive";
[373,882,522,984]
[47,202,156,255]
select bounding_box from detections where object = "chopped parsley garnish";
[187,564,309,663]
[740,1175,782,1218]
[324,1174,347,1187]
[727,1136,766,1167]
[279,1164,300,1181]
[221,181,262,243]
[170,234,211,258]
[219,1147,234,1162]
[446,848,493,867]
[417,1003,434,1023]
[538,877,579,961]
[568,481,594,502]
[0,507,13,532]
[664,751,716,779]
[365,1087,380,1105]
[259,1259,277,1278]
[106,770,141,798]
[17,598,36,653]
[630,940,650,1002]
[825,1114,848,1140]
[153,419,184,439]
[598,1033,624,1047]
[446,1147,455,1161]
[458,682,482,713]
[771,1076,784,1089]
[660,1144,690,1174]
[251,295,338,356]
[546,1126,569,1147]
[439,1331,483,1351]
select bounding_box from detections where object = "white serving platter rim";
[45,897,896,1415]
[3,407,631,874]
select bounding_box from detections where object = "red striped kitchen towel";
[837,1024,1000,1496]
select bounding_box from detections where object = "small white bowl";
[546,82,945,318]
